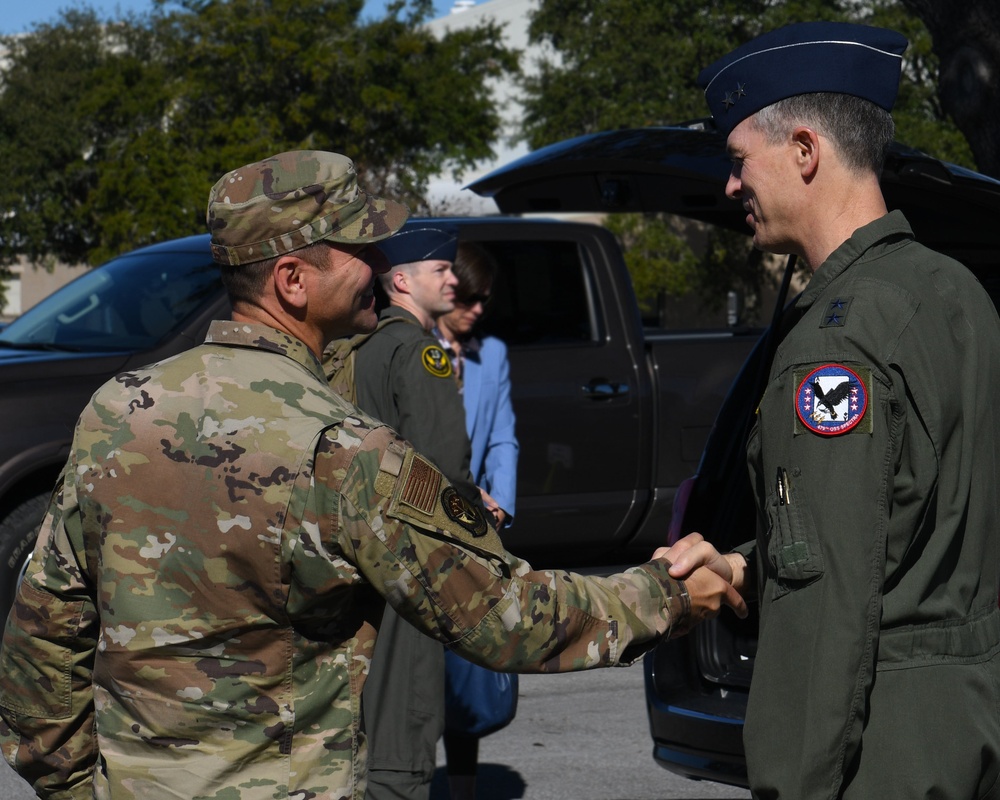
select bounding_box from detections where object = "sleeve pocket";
[0,581,90,719]
[765,473,825,598]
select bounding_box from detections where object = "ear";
[272,256,310,310]
[791,126,821,179]
[390,268,410,296]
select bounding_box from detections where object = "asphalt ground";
[1,660,751,800]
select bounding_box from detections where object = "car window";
[474,239,597,348]
[603,212,780,331]
[0,250,221,351]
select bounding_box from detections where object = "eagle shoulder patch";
[794,364,871,436]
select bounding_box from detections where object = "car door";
[455,220,653,568]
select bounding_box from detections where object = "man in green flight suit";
[669,21,1000,799]
[0,150,746,799]
[347,226,481,800]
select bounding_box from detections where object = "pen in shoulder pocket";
[776,467,791,505]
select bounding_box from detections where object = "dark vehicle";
[0,210,760,624]
[467,123,1000,787]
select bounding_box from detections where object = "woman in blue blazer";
[436,242,519,800]
[437,243,518,526]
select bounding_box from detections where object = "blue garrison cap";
[377,226,458,267]
[698,22,908,137]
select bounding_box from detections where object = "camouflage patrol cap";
[206,150,409,266]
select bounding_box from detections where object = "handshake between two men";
[654,533,749,638]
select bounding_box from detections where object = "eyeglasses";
[456,292,492,307]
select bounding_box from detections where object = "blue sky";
[0,0,461,36]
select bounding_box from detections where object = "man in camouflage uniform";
[0,150,746,800]
[344,227,479,800]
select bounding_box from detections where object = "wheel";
[0,492,49,627]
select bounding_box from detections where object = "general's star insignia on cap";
[723,82,748,109]
[697,22,908,136]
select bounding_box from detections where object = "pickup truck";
[0,207,763,624]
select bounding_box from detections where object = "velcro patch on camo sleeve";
[400,455,441,515]
[386,448,506,560]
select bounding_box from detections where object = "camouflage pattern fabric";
[0,321,690,799]
[206,150,409,266]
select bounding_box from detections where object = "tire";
[0,492,49,627]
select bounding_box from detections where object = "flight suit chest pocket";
[765,467,825,598]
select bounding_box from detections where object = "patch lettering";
[794,364,870,436]
[421,345,453,378]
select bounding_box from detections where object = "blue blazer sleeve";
[464,336,519,519]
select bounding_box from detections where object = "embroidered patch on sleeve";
[421,345,453,378]
[386,450,506,559]
[400,455,441,514]
[794,364,872,436]
[441,487,490,538]
[819,296,853,328]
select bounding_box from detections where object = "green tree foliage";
[0,0,518,267]
[522,0,972,164]
[605,213,776,327]
[604,214,699,313]
[521,0,974,323]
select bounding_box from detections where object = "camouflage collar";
[205,320,329,385]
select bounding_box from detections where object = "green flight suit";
[742,211,1000,799]
[352,306,478,800]
[0,321,690,800]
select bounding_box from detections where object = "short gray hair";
[751,93,895,175]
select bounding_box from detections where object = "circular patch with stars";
[421,344,453,378]
[795,364,868,436]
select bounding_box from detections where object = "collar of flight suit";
[795,209,914,312]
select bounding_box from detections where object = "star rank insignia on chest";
[819,296,853,328]
[793,363,872,436]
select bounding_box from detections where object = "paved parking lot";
[1,661,750,800]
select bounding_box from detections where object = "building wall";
[424,0,545,213]
[2,259,88,322]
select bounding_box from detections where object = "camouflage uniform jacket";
[0,321,690,800]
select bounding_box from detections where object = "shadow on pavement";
[430,763,528,800]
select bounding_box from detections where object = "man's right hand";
[670,564,747,637]
[652,533,747,636]
[661,532,748,593]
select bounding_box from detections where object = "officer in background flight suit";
[349,227,479,800]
